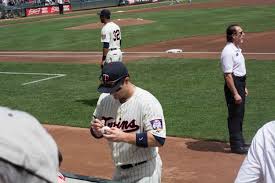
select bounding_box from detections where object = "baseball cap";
[98,62,129,93]
[97,9,111,18]
[0,106,59,183]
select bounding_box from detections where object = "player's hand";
[234,93,242,104]
[103,127,127,142]
[90,119,105,135]
[245,87,248,96]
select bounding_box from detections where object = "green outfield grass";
[0,5,275,50]
[1,58,275,142]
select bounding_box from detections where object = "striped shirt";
[93,87,166,166]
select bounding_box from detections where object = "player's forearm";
[122,132,161,147]
[224,73,238,96]
[102,48,108,60]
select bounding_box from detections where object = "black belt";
[119,160,147,169]
[109,48,118,51]
[233,75,246,82]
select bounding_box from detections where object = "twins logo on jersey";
[150,119,163,132]
[102,116,139,133]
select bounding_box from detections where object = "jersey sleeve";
[142,98,166,139]
[101,26,110,43]
[221,52,234,74]
[92,93,109,120]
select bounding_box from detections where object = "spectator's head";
[0,106,59,183]
[226,24,245,45]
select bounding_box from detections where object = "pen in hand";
[93,115,105,126]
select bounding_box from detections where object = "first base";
[165,49,183,53]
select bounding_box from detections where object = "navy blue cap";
[98,62,128,93]
[97,9,111,18]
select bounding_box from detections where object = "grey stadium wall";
[70,0,121,11]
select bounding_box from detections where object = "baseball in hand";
[101,126,111,134]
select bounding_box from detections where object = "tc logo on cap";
[102,74,110,83]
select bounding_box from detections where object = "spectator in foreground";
[0,106,59,183]
[235,120,275,183]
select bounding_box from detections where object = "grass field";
[1,58,275,142]
[0,5,275,50]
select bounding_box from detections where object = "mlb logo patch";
[150,119,163,130]
[101,34,106,40]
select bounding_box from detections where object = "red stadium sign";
[25,4,72,16]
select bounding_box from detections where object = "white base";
[165,49,183,53]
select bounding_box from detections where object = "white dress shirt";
[221,42,246,77]
[235,121,275,183]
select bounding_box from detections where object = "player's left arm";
[142,100,166,147]
[101,43,109,67]
[100,28,110,68]
[103,128,164,147]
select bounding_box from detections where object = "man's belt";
[119,160,147,169]
[109,48,118,51]
[233,75,246,82]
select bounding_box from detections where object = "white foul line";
[1,51,275,55]
[22,74,66,85]
[0,72,66,86]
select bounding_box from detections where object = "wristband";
[136,132,148,147]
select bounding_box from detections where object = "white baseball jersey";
[101,22,121,49]
[235,120,275,183]
[93,87,166,183]
[221,42,246,77]
[101,22,122,64]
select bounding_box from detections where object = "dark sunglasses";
[235,31,244,35]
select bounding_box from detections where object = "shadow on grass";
[186,140,231,153]
[75,98,98,107]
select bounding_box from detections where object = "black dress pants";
[224,75,246,149]
[58,4,64,14]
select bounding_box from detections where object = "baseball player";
[90,62,166,183]
[235,120,275,183]
[98,9,122,68]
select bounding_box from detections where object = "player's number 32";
[113,30,121,41]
